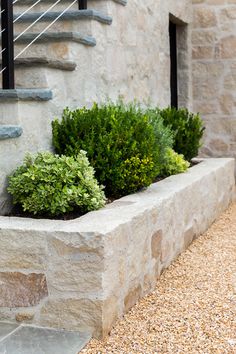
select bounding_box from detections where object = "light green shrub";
[160,148,190,177]
[8,151,106,216]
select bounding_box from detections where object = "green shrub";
[157,107,205,161]
[52,102,173,197]
[8,151,105,216]
[160,148,190,177]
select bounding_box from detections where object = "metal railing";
[1,0,87,89]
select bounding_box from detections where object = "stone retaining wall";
[0,158,234,338]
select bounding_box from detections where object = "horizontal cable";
[15,0,77,59]
[14,0,42,23]
[14,0,62,42]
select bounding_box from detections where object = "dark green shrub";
[157,107,205,161]
[160,148,190,177]
[52,102,173,197]
[8,151,105,216]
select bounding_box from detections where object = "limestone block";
[193,8,217,28]
[0,272,48,307]
[220,35,236,59]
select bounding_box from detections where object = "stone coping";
[0,158,234,232]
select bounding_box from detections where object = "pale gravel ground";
[81,204,236,354]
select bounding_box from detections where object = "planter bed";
[0,158,234,339]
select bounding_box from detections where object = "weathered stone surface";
[151,230,163,259]
[15,312,34,322]
[0,125,23,140]
[0,158,234,338]
[0,272,48,307]
[124,284,142,312]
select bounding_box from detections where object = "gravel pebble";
[81,204,236,353]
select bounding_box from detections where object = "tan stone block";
[192,46,214,59]
[220,94,235,115]
[15,312,34,322]
[192,30,217,46]
[220,7,236,22]
[40,298,102,338]
[193,8,217,28]
[0,272,48,307]
[220,35,236,58]
[207,0,227,4]
[193,101,219,115]
[151,230,162,259]
[102,296,119,337]
[0,231,47,270]
[124,284,142,312]
[209,138,229,153]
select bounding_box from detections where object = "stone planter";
[0,158,234,338]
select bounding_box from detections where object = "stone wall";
[0,159,234,338]
[0,0,192,214]
[192,0,236,158]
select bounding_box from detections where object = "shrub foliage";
[8,151,105,216]
[160,148,190,177]
[158,107,205,161]
[52,102,173,197]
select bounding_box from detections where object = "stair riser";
[14,18,94,37]
[14,2,78,14]
[14,34,96,61]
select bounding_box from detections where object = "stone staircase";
[0,0,127,212]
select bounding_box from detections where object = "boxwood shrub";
[8,151,106,216]
[52,102,173,197]
[157,107,205,161]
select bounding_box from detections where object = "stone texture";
[151,230,163,259]
[0,125,23,140]
[0,159,233,338]
[124,284,142,312]
[192,1,236,159]
[0,272,48,307]
[0,325,91,354]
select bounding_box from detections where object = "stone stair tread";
[16,0,127,5]
[0,323,91,354]
[0,125,23,140]
[0,89,53,101]
[14,31,96,46]
[0,57,76,71]
[14,9,112,25]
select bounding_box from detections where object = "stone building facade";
[0,0,235,213]
[192,0,236,158]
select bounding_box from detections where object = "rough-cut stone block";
[151,230,163,259]
[0,272,48,307]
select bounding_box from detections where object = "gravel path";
[82,204,236,353]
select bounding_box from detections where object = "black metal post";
[79,0,87,10]
[1,0,15,89]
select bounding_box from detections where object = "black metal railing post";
[1,0,15,89]
[79,0,87,10]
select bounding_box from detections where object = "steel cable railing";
[1,0,88,89]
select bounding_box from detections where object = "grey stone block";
[0,89,53,101]
[0,125,23,140]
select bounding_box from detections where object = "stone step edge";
[13,31,96,47]
[0,125,23,140]
[0,58,77,71]
[0,89,53,101]
[13,9,112,25]
[15,0,127,6]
